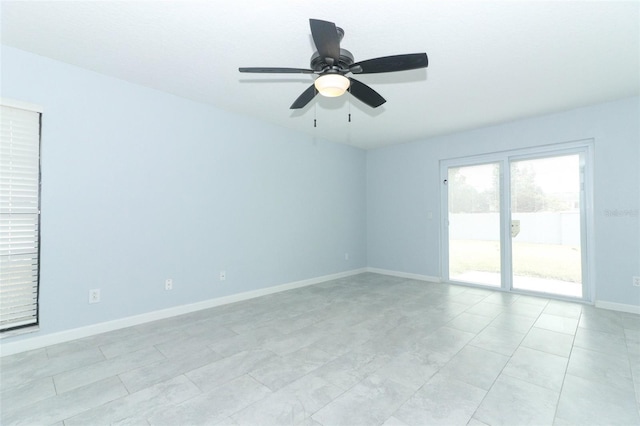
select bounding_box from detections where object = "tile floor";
[1,273,639,425]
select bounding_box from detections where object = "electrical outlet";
[219,271,226,281]
[344,252,349,261]
[165,278,173,290]
[89,289,101,304]
[633,276,640,287]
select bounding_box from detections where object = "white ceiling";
[2,1,639,149]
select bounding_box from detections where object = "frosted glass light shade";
[314,74,350,97]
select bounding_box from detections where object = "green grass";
[450,240,582,283]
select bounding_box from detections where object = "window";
[0,100,42,333]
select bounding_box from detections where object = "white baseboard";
[595,300,640,315]
[0,268,367,357]
[366,267,441,283]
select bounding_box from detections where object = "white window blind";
[0,104,41,332]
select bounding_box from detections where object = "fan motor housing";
[310,48,355,72]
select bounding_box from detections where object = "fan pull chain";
[314,103,317,128]
[348,86,352,123]
[347,88,353,145]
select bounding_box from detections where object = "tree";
[448,168,478,213]
[511,163,546,212]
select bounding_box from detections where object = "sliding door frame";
[440,139,595,302]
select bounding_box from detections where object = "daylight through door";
[447,162,501,287]
[442,144,591,300]
[510,154,583,298]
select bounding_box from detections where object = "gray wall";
[1,47,367,339]
[367,97,640,306]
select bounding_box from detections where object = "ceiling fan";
[239,19,428,109]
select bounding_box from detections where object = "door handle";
[511,220,520,238]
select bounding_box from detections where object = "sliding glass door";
[447,163,501,287]
[510,154,583,298]
[442,143,591,300]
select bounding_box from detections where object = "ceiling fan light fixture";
[314,74,350,97]
[239,19,428,109]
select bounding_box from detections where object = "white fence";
[449,212,580,246]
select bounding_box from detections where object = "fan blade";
[290,85,318,109]
[239,67,315,74]
[348,78,386,108]
[350,53,428,74]
[309,19,340,64]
